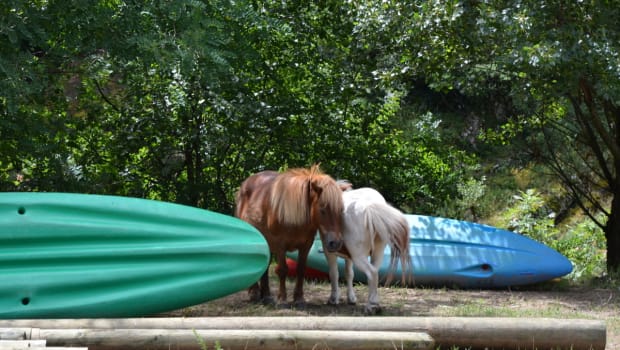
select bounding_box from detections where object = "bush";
[558,218,607,281]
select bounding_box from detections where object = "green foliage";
[340,0,620,271]
[435,168,488,221]
[1,0,465,215]
[192,329,223,350]
[2,0,618,273]
[455,175,487,221]
[506,189,551,238]
[559,218,607,282]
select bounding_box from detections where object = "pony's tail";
[364,203,414,287]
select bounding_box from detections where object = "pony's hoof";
[261,296,276,306]
[248,295,260,303]
[275,298,291,309]
[347,296,357,305]
[364,304,382,315]
[293,300,307,310]
[327,297,339,305]
[248,289,261,303]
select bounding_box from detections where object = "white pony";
[325,184,413,314]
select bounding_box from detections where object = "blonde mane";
[270,165,342,226]
[315,174,345,213]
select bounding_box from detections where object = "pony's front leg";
[292,246,310,308]
[274,253,288,306]
[344,258,357,305]
[326,252,340,305]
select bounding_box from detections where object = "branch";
[568,94,615,185]
[579,78,620,165]
[93,79,121,113]
[540,124,608,229]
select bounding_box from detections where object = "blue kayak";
[288,214,573,288]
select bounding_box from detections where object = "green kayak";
[0,192,269,318]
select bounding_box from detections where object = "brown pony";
[235,165,344,306]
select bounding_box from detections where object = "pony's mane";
[315,175,344,213]
[270,165,342,225]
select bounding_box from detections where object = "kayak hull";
[0,192,269,318]
[288,214,573,288]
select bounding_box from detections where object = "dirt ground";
[160,278,620,350]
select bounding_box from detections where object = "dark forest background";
[2,0,618,278]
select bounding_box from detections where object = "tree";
[467,1,620,272]
[1,0,269,212]
[351,0,620,271]
[0,0,86,192]
[1,0,472,218]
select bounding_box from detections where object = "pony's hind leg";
[365,242,388,313]
[326,252,340,305]
[260,268,274,304]
[248,281,261,302]
[249,267,274,305]
[351,255,381,315]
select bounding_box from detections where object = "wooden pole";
[0,316,606,350]
[0,328,433,350]
[0,339,88,350]
[0,340,46,348]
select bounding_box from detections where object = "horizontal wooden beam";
[0,328,433,350]
[0,339,88,350]
[0,316,606,350]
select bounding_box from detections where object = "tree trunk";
[605,194,620,273]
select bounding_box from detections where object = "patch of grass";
[433,299,591,319]
[192,329,222,350]
[608,316,620,334]
[583,268,620,290]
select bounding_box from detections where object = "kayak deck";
[0,192,269,318]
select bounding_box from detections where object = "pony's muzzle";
[325,238,343,252]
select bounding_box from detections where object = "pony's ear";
[310,181,323,200]
[310,163,321,174]
[337,180,352,192]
